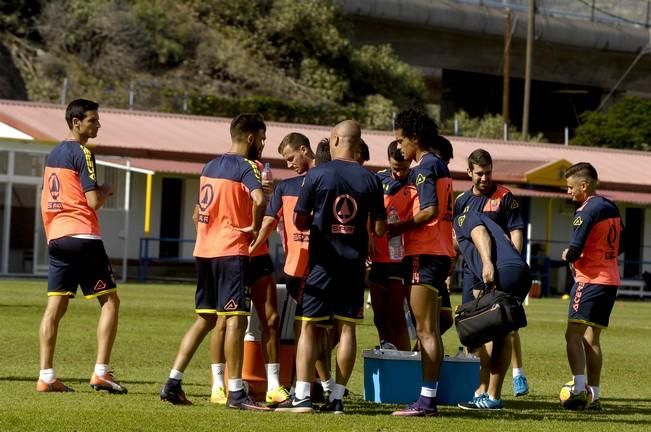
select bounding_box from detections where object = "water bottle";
[454,346,465,358]
[261,162,273,182]
[261,162,273,198]
[387,206,404,260]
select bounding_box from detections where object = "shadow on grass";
[341,396,651,423]
[0,304,41,308]
[0,375,158,385]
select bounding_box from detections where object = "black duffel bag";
[454,290,527,350]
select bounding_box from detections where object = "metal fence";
[457,0,651,28]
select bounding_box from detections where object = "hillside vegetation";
[0,0,427,129]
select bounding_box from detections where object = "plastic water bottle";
[261,162,273,182]
[261,162,273,198]
[454,346,465,358]
[387,206,404,260]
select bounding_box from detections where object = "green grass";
[1,280,650,431]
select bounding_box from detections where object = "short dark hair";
[65,99,99,129]
[278,132,312,154]
[565,162,598,183]
[393,109,438,149]
[315,137,331,166]
[433,135,453,163]
[230,113,266,142]
[467,148,492,170]
[387,140,404,162]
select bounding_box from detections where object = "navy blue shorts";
[246,254,275,286]
[405,255,452,311]
[195,256,251,316]
[468,263,531,303]
[368,261,406,284]
[47,237,116,299]
[568,282,617,328]
[285,274,305,303]
[297,260,366,323]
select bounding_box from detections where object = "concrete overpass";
[341,0,651,140]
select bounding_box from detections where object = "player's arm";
[85,184,112,210]
[562,208,594,263]
[387,205,436,237]
[510,228,524,253]
[249,188,266,239]
[192,205,199,232]
[294,171,315,232]
[470,224,495,287]
[249,216,278,253]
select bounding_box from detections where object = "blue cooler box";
[363,349,479,405]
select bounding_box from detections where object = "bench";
[617,279,650,299]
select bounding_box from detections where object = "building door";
[623,207,643,278]
[159,177,183,258]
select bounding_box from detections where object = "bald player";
[276,121,386,414]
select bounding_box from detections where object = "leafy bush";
[440,110,546,142]
[572,96,651,150]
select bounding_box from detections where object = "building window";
[96,165,125,210]
[14,152,45,177]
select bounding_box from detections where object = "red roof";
[1,99,650,202]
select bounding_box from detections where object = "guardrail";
[138,237,286,282]
[456,0,651,28]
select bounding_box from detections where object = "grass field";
[1,279,650,431]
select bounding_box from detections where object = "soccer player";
[209,133,288,406]
[453,148,529,398]
[248,132,336,400]
[160,113,269,411]
[37,98,127,394]
[276,120,386,414]
[454,212,531,410]
[368,140,411,351]
[560,162,623,411]
[390,109,454,417]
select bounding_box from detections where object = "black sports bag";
[454,291,527,350]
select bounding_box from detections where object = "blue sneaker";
[513,375,529,397]
[458,397,503,411]
[457,392,488,408]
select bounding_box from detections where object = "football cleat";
[266,386,290,405]
[561,389,588,411]
[90,371,128,394]
[274,396,314,413]
[210,386,227,405]
[160,378,192,405]
[320,398,344,414]
[226,390,271,411]
[36,378,74,392]
[392,396,438,417]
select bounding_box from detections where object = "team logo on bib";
[49,173,61,200]
[573,216,583,227]
[333,194,357,224]
[415,173,426,186]
[198,184,214,211]
[457,215,466,227]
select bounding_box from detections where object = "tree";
[3,0,427,129]
[572,96,651,150]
